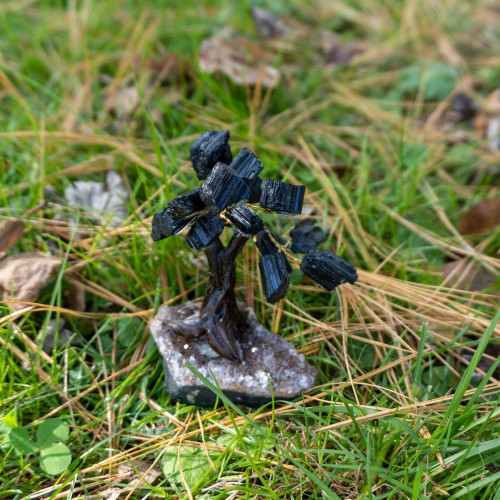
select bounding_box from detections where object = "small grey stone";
[38,319,80,353]
[150,302,317,407]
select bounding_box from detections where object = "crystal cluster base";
[150,302,317,407]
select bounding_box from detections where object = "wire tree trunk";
[171,234,249,360]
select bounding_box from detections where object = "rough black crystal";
[185,214,224,250]
[201,163,250,213]
[225,205,264,236]
[260,179,305,215]
[248,177,262,204]
[301,249,358,291]
[151,189,205,241]
[190,130,232,180]
[255,229,281,256]
[167,189,205,219]
[230,148,263,181]
[259,253,290,303]
[255,229,292,273]
[290,218,327,254]
[151,208,174,241]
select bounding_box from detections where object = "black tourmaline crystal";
[249,178,262,204]
[301,249,358,291]
[185,214,224,250]
[168,189,205,219]
[225,205,264,236]
[290,218,328,254]
[259,179,305,215]
[255,228,281,256]
[151,189,206,241]
[201,163,251,212]
[230,148,263,204]
[255,229,292,273]
[190,130,233,180]
[259,253,290,303]
[230,148,263,181]
[151,208,174,241]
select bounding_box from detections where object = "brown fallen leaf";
[98,460,162,500]
[459,197,500,235]
[0,253,60,310]
[199,36,280,88]
[442,259,497,292]
[0,220,24,255]
[321,33,360,66]
[104,85,140,118]
[486,88,500,114]
[0,203,46,256]
[250,7,288,39]
[473,112,488,137]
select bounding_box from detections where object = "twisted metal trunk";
[201,235,248,319]
[170,233,250,361]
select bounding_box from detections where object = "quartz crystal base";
[150,302,318,407]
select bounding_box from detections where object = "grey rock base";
[150,302,317,407]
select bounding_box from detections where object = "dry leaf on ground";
[0,220,24,255]
[250,7,288,39]
[442,259,497,292]
[98,460,162,500]
[459,197,500,235]
[199,36,280,88]
[104,85,140,118]
[0,253,60,310]
[321,33,360,66]
[486,88,500,114]
[64,170,129,227]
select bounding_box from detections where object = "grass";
[0,0,499,498]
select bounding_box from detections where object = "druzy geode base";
[150,302,317,407]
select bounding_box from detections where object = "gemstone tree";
[151,131,358,362]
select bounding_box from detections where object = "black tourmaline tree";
[151,131,358,366]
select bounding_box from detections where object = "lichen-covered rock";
[150,302,317,407]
